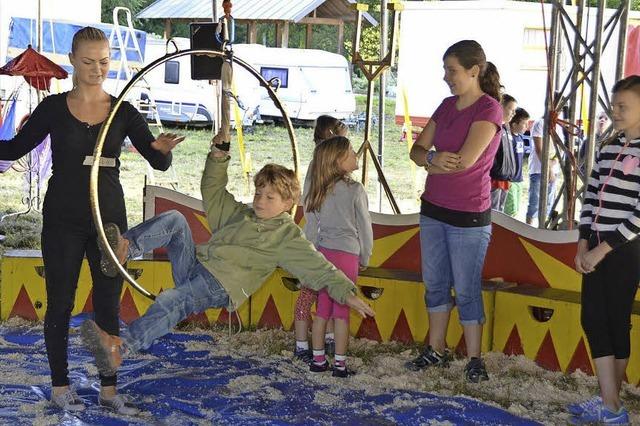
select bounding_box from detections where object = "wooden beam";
[275,22,282,47]
[337,21,344,55]
[281,21,289,48]
[248,21,257,44]
[164,19,171,39]
[305,24,313,49]
[299,17,342,26]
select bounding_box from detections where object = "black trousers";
[581,235,640,359]
[41,216,125,387]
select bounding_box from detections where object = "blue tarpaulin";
[0,315,541,425]
[7,17,147,80]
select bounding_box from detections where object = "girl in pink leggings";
[293,116,348,362]
[303,136,373,377]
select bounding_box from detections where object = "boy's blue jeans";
[526,174,556,222]
[121,210,230,352]
[419,215,491,325]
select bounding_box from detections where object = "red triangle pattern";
[566,338,594,375]
[389,309,413,343]
[180,312,210,328]
[119,288,140,325]
[82,290,94,313]
[9,286,38,321]
[355,316,382,341]
[535,330,561,371]
[257,295,283,329]
[455,334,467,357]
[216,307,241,326]
[503,325,525,355]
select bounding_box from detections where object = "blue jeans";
[419,215,491,325]
[526,174,556,222]
[121,210,230,352]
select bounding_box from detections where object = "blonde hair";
[305,136,353,212]
[70,27,109,87]
[254,164,300,203]
[314,115,347,144]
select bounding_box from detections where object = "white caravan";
[395,0,640,126]
[142,39,356,126]
[232,44,356,122]
[142,37,217,126]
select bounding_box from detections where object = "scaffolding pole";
[538,0,630,229]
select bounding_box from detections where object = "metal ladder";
[109,7,179,190]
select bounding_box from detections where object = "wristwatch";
[426,150,436,166]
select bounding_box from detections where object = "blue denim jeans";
[419,215,491,325]
[526,174,556,222]
[121,210,230,352]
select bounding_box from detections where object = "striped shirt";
[579,135,640,248]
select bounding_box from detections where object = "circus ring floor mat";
[0,315,549,426]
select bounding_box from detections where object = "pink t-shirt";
[422,94,503,212]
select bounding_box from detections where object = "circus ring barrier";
[2,59,640,388]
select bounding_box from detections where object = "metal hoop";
[90,48,299,300]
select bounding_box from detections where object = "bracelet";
[426,150,435,166]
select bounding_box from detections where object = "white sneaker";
[99,393,140,416]
[51,389,85,412]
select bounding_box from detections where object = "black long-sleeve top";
[0,92,171,227]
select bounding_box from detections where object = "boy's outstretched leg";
[80,320,123,377]
[125,210,198,286]
[98,223,129,278]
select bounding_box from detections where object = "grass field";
[0,96,424,230]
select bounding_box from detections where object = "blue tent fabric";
[0,315,540,425]
[0,96,17,172]
[7,17,147,80]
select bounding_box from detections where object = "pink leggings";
[313,246,360,321]
[294,247,359,321]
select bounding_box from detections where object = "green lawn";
[0,96,424,249]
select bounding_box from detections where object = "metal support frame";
[538,0,629,229]
[352,2,403,214]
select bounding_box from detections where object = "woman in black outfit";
[0,27,183,413]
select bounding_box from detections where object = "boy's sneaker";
[332,366,356,378]
[310,361,329,373]
[51,389,85,412]
[464,357,489,383]
[405,345,452,371]
[99,393,139,416]
[98,223,129,278]
[569,403,629,425]
[293,348,313,365]
[566,395,603,416]
[324,339,336,357]
[80,320,123,377]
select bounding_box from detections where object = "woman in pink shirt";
[406,40,503,382]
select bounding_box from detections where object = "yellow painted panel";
[493,290,588,372]
[250,268,299,330]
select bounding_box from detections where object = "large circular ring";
[90,48,299,300]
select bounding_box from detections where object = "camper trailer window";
[165,61,180,84]
[260,67,288,88]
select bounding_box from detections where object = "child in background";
[571,75,640,425]
[293,116,348,362]
[304,136,373,377]
[504,107,530,217]
[80,140,375,390]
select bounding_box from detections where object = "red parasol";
[0,45,68,91]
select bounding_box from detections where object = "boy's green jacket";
[195,155,357,311]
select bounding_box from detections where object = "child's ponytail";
[443,40,502,102]
[480,62,502,103]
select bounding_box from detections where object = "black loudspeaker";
[190,22,225,80]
